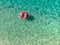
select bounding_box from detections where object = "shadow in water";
[27,15,35,21]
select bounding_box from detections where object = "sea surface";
[0,0,60,45]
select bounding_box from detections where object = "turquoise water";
[0,0,60,45]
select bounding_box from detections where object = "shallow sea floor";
[0,0,60,45]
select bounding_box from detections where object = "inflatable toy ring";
[20,11,28,19]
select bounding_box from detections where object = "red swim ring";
[20,11,28,19]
